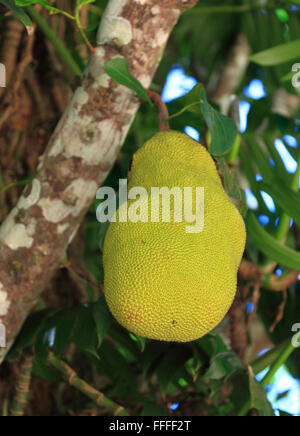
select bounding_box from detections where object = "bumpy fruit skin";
[103,131,246,342]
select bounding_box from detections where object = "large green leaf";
[32,359,62,383]
[248,375,274,416]
[251,340,291,375]
[6,309,54,361]
[258,181,300,227]
[104,57,152,105]
[233,371,274,416]
[92,294,113,348]
[34,308,77,360]
[247,213,300,270]
[0,0,32,26]
[15,0,56,12]
[251,39,300,66]
[246,137,274,181]
[170,84,238,156]
[71,305,99,358]
[50,309,78,357]
[203,351,244,382]
[139,403,167,416]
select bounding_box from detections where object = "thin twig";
[27,6,82,76]
[48,352,128,416]
[0,25,36,129]
[269,288,288,333]
[239,260,299,292]
[77,26,95,55]
[64,262,104,292]
[246,282,261,328]
[10,353,34,416]
[75,5,95,55]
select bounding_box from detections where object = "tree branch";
[10,353,34,416]
[0,0,198,365]
[239,260,299,291]
[48,352,128,416]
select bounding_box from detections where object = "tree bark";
[0,0,198,364]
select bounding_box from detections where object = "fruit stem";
[146,90,170,132]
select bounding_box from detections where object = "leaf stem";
[75,6,95,55]
[27,6,83,76]
[260,341,295,388]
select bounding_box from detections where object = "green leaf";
[104,57,152,105]
[247,213,300,270]
[140,403,168,416]
[156,346,192,393]
[6,309,53,360]
[33,308,76,360]
[203,351,244,382]
[171,84,237,156]
[258,181,300,227]
[196,332,227,357]
[264,138,293,182]
[92,294,113,348]
[248,375,274,416]
[251,340,290,375]
[14,0,35,5]
[233,371,274,416]
[32,359,62,383]
[251,39,300,66]
[15,0,66,17]
[216,157,247,215]
[15,0,53,9]
[76,0,95,7]
[275,8,289,23]
[246,137,274,181]
[35,324,55,361]
[0,0,32,26]
[96,340,137,397]
[72,305,99,358]
[51,309,77,356]
[129,332,146,352]
[280,69,297,84]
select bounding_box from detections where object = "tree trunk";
[0,0,198,364]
